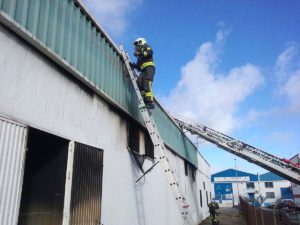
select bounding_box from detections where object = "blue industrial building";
[211,169,292,206]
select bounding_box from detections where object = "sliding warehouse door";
[63,142,103,225]
[0,116,28,225]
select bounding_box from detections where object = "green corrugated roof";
[0,0,198,167]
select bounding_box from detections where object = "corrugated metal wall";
[152,106,198,166]
[0,0,197,167]
[70,142,103,225]
[0,116,28,225]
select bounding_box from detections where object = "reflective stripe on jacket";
[134,43,155,70]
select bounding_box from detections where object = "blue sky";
[83,0,300,174]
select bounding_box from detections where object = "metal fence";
[240,197,300,225]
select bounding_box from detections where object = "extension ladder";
[119,46,195,225]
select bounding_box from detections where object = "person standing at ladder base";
[130,37,155,110]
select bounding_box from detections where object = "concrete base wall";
[0,24,211,225]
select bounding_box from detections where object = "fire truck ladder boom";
[172,115,300,185]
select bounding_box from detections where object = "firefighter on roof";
[130,37,155,110]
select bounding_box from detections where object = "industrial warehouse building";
[212,169,292,207]
[0,1,211,225]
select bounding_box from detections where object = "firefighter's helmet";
[134,37,147,46]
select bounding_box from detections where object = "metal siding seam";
[120,64,125,108]
[55,0,65,56]
[67,2,74,63]
[15,0,29,27]
[95,34,101,88]
[86,19,93,79]
[77,12,85,73]
[99,37,105,88]
[37,0,49,43]
[94,33,99,86]
[116,59,121,104]
[105,40,110,94]
[27,0,40,37]
[46,0,58,49]
[116,55,121,103]
[89,25,95,83]
[86,20,92,79]
[2,0,16,17]
[108,48,113,98]
[80,16,87,74]
[93,29,99,85]
[90,27,95,83]
[82,19,88,77]
[72,6,80,68]
[111,52,115,100]
[111,51,116,100]
[102,40,108,93]
[63,1,72,62]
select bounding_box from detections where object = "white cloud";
[273,43,300,113]
[163,27,264,133]
[274,43,298,84]
[82,0,142,36]
[281,70,300,113]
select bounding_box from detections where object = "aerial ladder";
[171,114,300,185]
[119,46,195,225]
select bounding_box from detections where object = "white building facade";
[212,169,292,207]
[0,1,211,225]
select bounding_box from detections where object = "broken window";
[128,121,140,153]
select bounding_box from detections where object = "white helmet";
[134,37,147,46]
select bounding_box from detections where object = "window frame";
[200,190,203,207]
[127,121,140,154]
[184,160,189,176]
[246,182,255,189]
[264,182,274,188]
[266,192,275,198]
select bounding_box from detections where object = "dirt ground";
[200,207,247,225]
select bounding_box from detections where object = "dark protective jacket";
[132,43,155,71]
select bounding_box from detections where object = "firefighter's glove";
[134,51,141,57]
[129,62,135,68]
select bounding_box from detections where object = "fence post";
[260,208,265,225]
[254,206,258,225]
[272,208,277,225]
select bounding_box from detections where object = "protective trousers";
[137,66,155,103]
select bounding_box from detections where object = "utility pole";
[257,172,262,202]
[235,158,240,204]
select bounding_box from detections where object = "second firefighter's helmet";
[134,37,147,46]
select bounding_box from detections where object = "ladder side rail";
[218,142,300,183]
[176,118,299,171]
[174,117,300,184]
[181,118,286,162]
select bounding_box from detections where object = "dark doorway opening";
[18,128,69,225]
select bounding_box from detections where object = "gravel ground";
[200,207,247,225]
